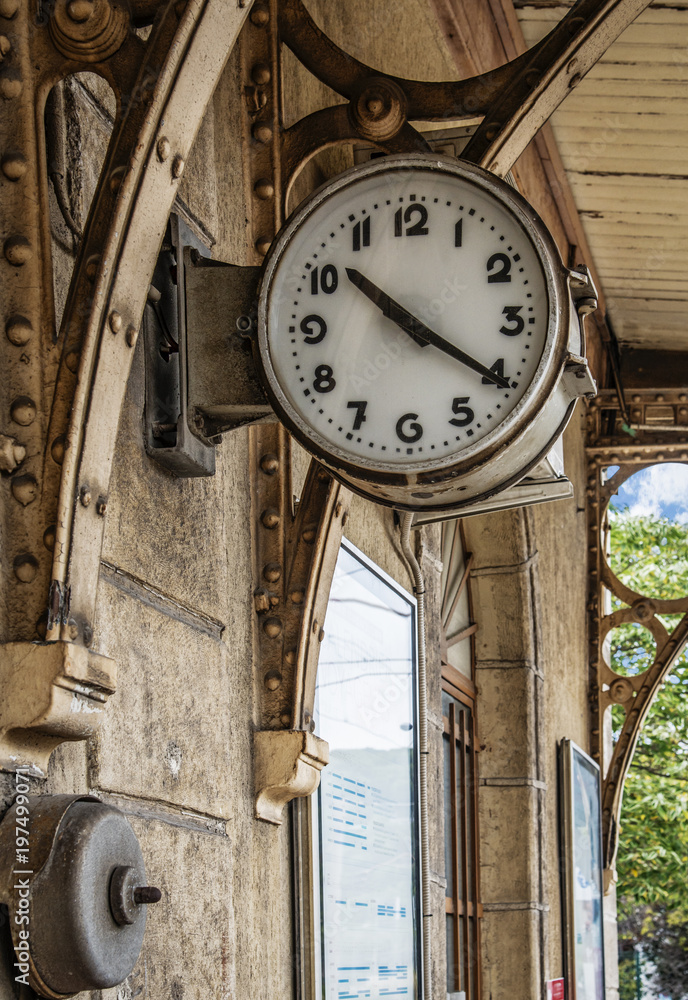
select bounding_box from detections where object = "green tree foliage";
[609,509,688,999]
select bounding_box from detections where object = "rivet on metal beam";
[157,136,171,162]
[0,150,25,181]
[263,617,282,638]
[66,0,94,23]
[109,165,126,192]
[13,553,38,583]
[80,486,92,507]
[250,3,269,26]
[65,348,80,372]
[0,0,19,18]
[125,325,138,348]
[12,474,38,506]
[5,314,32,345]
[0,72,21,99]
[254,178,274,200]
[10,395,36,426]
[43,524,56,551]
[289,589,304,605]
[260,452,279,475]
[85,254,100,281]
[109,310,122,334]
[96,496,108,515]
[302,527,316,543]
[280,713,291,727]
[261,508,280,529]
[251,63,271,86]
[252,123,272,144]
[255,237,271,256]
[50,435,66,465]
[264,670,282,691]
[3,235,31,266]
[171,155,185,179]
[284,649,296,665]
[263,562,281,583]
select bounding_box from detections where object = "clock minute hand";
[345,267,509,389]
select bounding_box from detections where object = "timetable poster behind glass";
[312,542,420,1000]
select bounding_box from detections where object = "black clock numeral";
[300,314,327,345]
[486,252,512,283]
[352,217,371,252]
[500,305,524,336]
[313,365,336,393]
[347,401,368,430]
[310,265,338,295]
[454,218,463,247]
[449,397,474,427]
[394,204,429,238]
[396,412,423,443]
[482,358,510,386]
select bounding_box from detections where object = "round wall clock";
[255,154,596,511]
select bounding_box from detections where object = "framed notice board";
[294,540,421,999]
[559,739,606,1000]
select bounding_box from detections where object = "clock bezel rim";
[255,153,571,485]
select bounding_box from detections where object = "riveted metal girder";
[0,0,252,766]
[586,390,688,871]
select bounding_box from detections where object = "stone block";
[480,907,542,1000]
[463,507,534,572]
[470,569,536,665]
[92,580,244,819]
[479,784,541,903]
[475,667,539,780]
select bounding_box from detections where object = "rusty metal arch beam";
[277,0,652,184]
[47,0,254,645]
[586,403,688,871]
[0,0,253,769]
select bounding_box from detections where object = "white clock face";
[260,159,552,471]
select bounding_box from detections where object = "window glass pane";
[313,542,420,999]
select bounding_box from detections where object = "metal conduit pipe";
[399,511,432,1000]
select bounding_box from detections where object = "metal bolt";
[250,3,269,26]
[0,0,19,18]
[10,395,36,426]
[254,178,274,200]
[109,310,122,334]
[264,670,282,691]
[290,589,304,605]
[235,314,253,335]
[65,349,80,372]
[80,486,91,507]
[4,235,31,266]
[656,393,665,402]
[1,151,26,180]
[261,508,280,529]
[96,496,107,515]
[13,553,38,583]
[85,254,100,281]
[12,474,37,506]
[171,155,185,179]
[284,649,296,665]
[255,236,272,256]
[680,394,687,403]
[43,524,56,551]
[253,123,272,144]
[251,63,271,86]
[263,563,281,583]
[0,74,22,99]
[51,435,66,465]
[133,887,162,905]
[5,314,32,345]
[66,0,94,22]
[366,97,384,114]
[260,452,279,475]
[263,616,282,638]
[680,408,687,417]
[125,325,138,348]
[632,394,641,403]
[109,165,126,192]
[157,136,170,162]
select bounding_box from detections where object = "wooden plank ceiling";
[515,1,688,355]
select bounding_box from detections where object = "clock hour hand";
[345,267,509,389]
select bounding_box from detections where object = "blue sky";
[609,463,688,523]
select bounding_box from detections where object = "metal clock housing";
[255,154,595,512]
